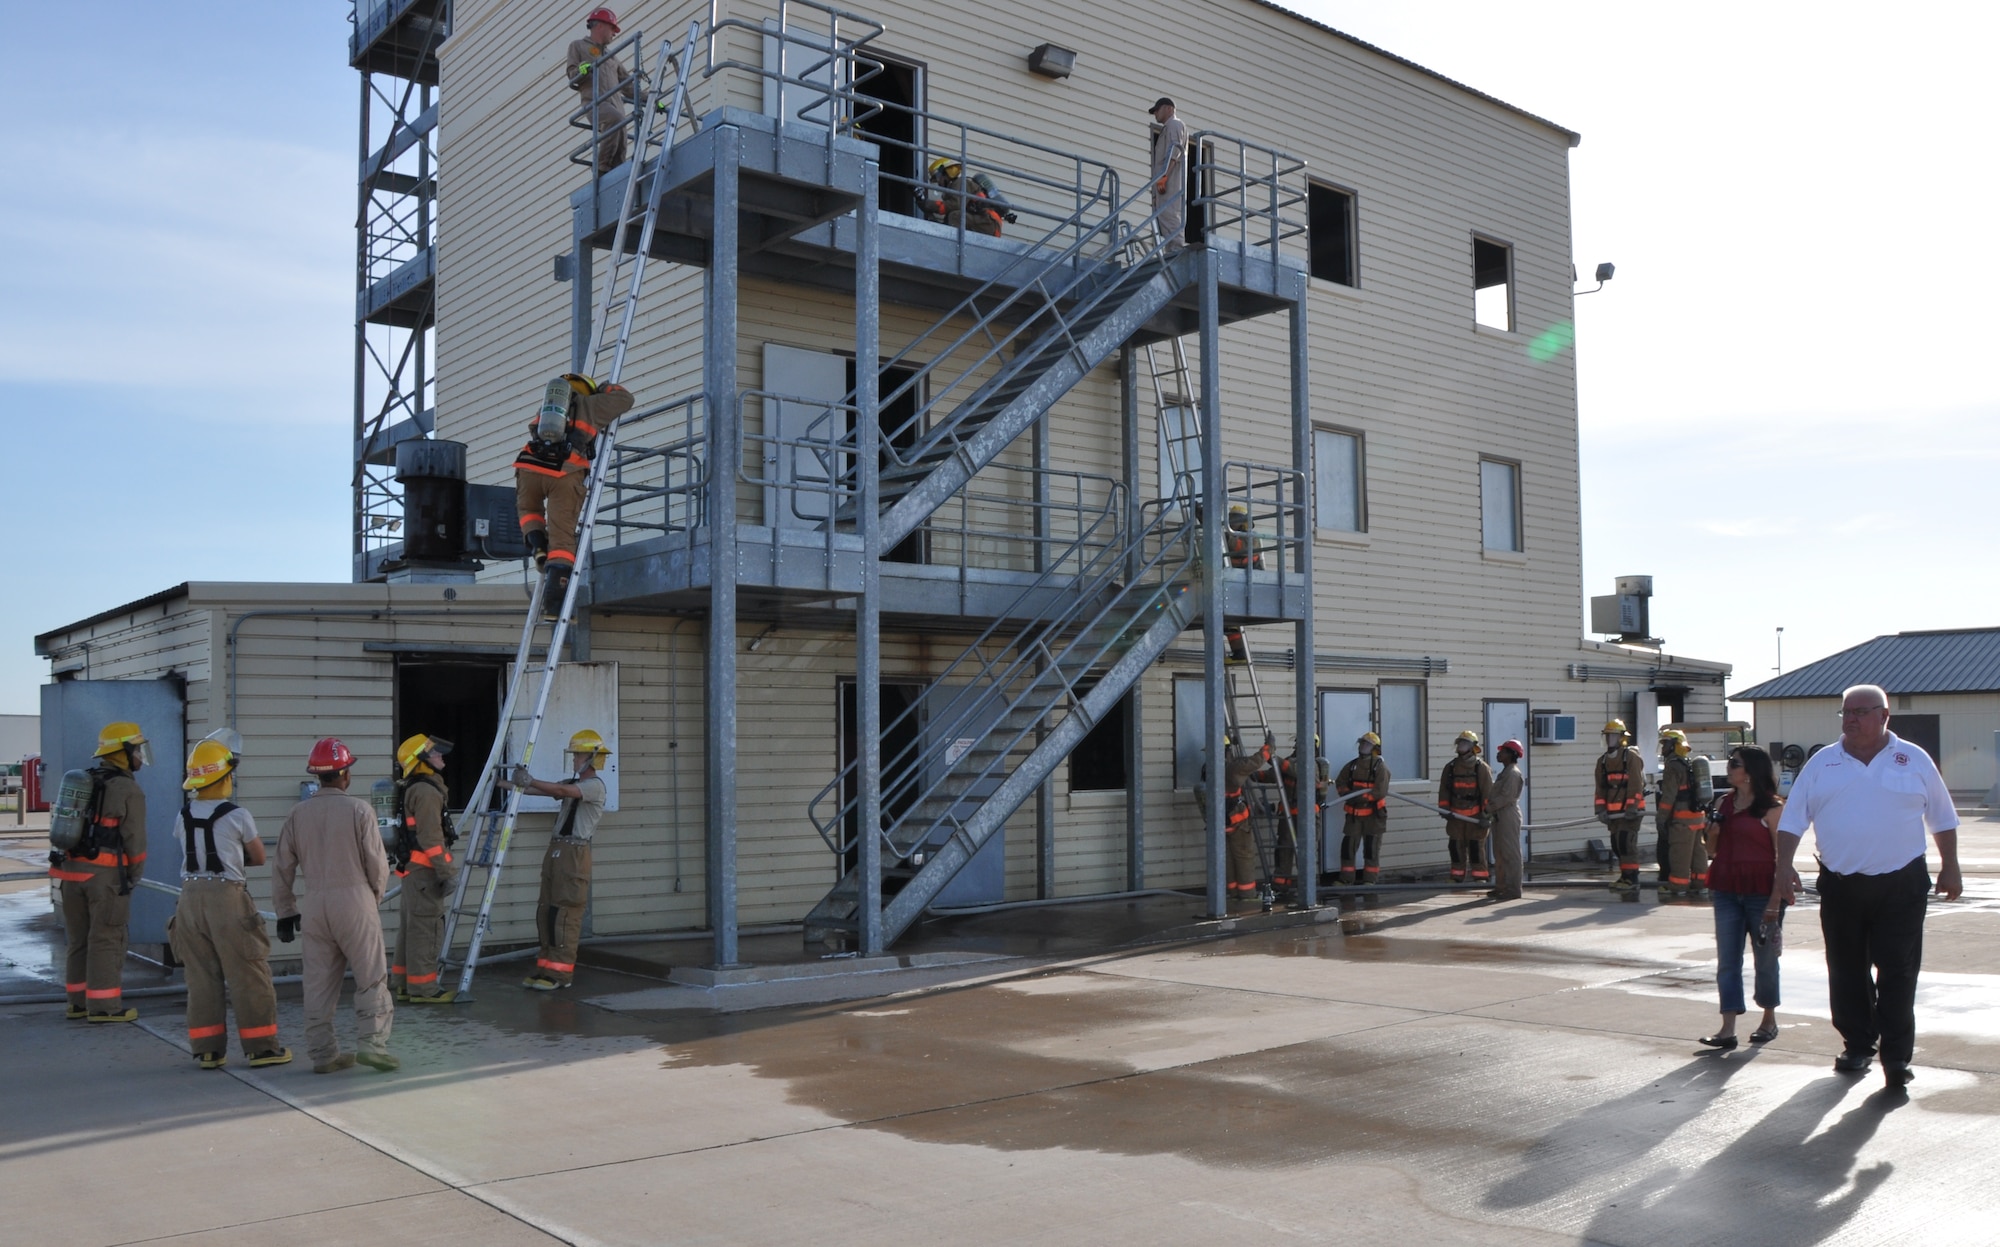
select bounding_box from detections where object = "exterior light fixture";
[1575,260,1615,296]
[1027,43,1076,79]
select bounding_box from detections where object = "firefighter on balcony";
[1223,502,1264,569]
[1656,728,1712,898]
[1594,719,1647,894]
[171,734,290,1069]
[1437,730,1493,883]
[48,722,149,1022]
[390,734,457,1003]
[514,373,635,616]
[503,730,610,990]
[274,739,397,1074]
[919,157,1016,237]
[1333,732,1390,886]
[566,8,638,172]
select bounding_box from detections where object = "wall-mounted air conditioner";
[1532,713,1577,744]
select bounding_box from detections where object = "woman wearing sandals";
[1700,745,1786,1050]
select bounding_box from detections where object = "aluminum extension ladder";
[437,21,701,999]
[1220,626,1302,905]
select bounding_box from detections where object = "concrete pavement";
[4,824,1999,1245]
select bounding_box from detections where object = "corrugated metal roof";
[1732,628,2000,700]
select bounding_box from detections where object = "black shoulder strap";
[553,777,584,837]
[182,800,238,875]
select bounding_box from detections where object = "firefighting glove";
[508,765,534,789]
[277,915,300,943]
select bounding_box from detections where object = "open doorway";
[839,679,924,876]
[394,658,504,810]
[852,51,922,219]
[847,358,925,563]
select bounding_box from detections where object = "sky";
[2,1,1996,722]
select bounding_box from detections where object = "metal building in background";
[348,0,452,582]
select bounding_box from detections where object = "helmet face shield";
[128,739,152,769]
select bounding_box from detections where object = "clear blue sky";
[3,1,1996,724]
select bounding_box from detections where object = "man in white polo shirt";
[1771,684,1961,1091]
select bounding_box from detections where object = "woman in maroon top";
[1699,745,1786,1049]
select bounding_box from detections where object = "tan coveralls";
[1334,754,1390,881]
[393,773,455,998]
[274,788,393,1065]
[170,801,280,1056]
[535,774,606,985]
[1437,753,1494,882]
[566,37,637,171]
[51,767,145,1016]
[1489,763,1525,900]
[1594,745,1647,883]
[1150,113,1189,248]
[514,388,636,570]
[1656,754,1711,891]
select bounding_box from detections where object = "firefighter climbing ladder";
[1222,626,1302,904]
[437,22,700,998]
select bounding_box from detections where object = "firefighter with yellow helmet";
[1436,729,1493,883]
[1594,719,1647,893]
[513,372,635,616]
[1223,502,1264,569]
[503,730,611,989]
[920,156,1015,236]
[1332,732,1390,886]
[47,722,150,1021]
[1656,728,1711,898]
[390,733,457,1002]
[170,732,290,1068]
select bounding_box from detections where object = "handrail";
[1188,131,1309,261]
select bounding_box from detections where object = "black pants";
[1817,855,1929,1066]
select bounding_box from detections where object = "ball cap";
[1149,97,1175,114]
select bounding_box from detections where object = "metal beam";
[1121,345,1144,891]
[1290,294,1318,908]
[855,164,884,958]
[1199,248,1226,919]
[704,128,742,968]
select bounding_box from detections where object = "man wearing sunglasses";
[1771,684,1961,1091]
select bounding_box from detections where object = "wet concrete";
[4,821,1999,1245]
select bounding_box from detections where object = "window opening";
[1473,236,1512,331]
[1480,457,1522,552]
[1068,681,1129,792]
[1313,427,1363,533]
[1308,183,1356,285]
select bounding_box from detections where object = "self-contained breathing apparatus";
[180,800,240,876]
[47,766,132,894]
[383,774,459,876]
[517,375,602,475]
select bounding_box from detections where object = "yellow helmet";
[1359,731,1381,748]
[1601,719,1629,741]
[567,729,611,767]
[1456,729,1480,745]
[927,156,962,180]
[563,372,599,396]
[1659,728,1690,757]
[94,722,150,767]
[396,733,453,777]
[183,738,238,791]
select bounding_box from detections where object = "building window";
[1379,681,1426,780]
[1313,427,1363,534]
[1473,236,1512,331]
[1319,688,1373,757]
[1308,183,1357,286]
[1069,683,1129,792]
[1480,457,1522,552]
[1173,676,1205,789]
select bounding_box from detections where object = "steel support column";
[1199,249,1226,919]
[1290,295,1318,908]
[855,164,884,957]
[1119,345,1144,890]
[570,213,593,373]
[704,129,742,968]
[1033,405,1054,900]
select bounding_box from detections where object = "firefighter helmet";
[1498,739,1526,762]
[927,156,963,181]
[1227,502,1250,527]
[1359,731,1381,748]
[1659,728,1690,757]
[567,729,611,767]
[396,733,453,777]
[584,7,620,34]
[563,372,598,396]
[306,738,356,775]
[1456,729,1481,746]
[183,739,238,791]
[93,722,151,768]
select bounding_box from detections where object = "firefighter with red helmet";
[567,8,638,171]
[1488,739,1527,901]
[273,739,397,1074]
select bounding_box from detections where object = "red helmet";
[1498,739,1526,760]
[585,7,620,32]
[306,737,356,774]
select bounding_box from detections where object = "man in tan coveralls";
[567,8,637,172]
[1148,97,1189,254]
[505,730,611,990]
[274,738,396,1074]
[50,722,150,1022]
[1487,740,1526,901]
[390,733,457,1003]
[171,734,290,1069]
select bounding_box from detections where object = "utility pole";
[1774,626,1784,673]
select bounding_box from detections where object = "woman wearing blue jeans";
[1699,745,1785,1049]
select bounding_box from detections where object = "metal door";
[40,677,186,945]
[1484,698,1530,848]
[920,684,1006,906]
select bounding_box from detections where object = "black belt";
[1815,853,1926,880]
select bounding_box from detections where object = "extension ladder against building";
[437,22,701,998]
[1218,626,1303,905]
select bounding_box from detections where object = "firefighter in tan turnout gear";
[1437,730,1493,883]
[1656,728,1711,898]
[1594,719,1647,894]
[390,734,458,1003]
[48,722,150,1022]
[170,734,290,1069]
[504,731,610,990]
[1332,732,1390,886]
[274,739,397,1074]
[513,374,635,616]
